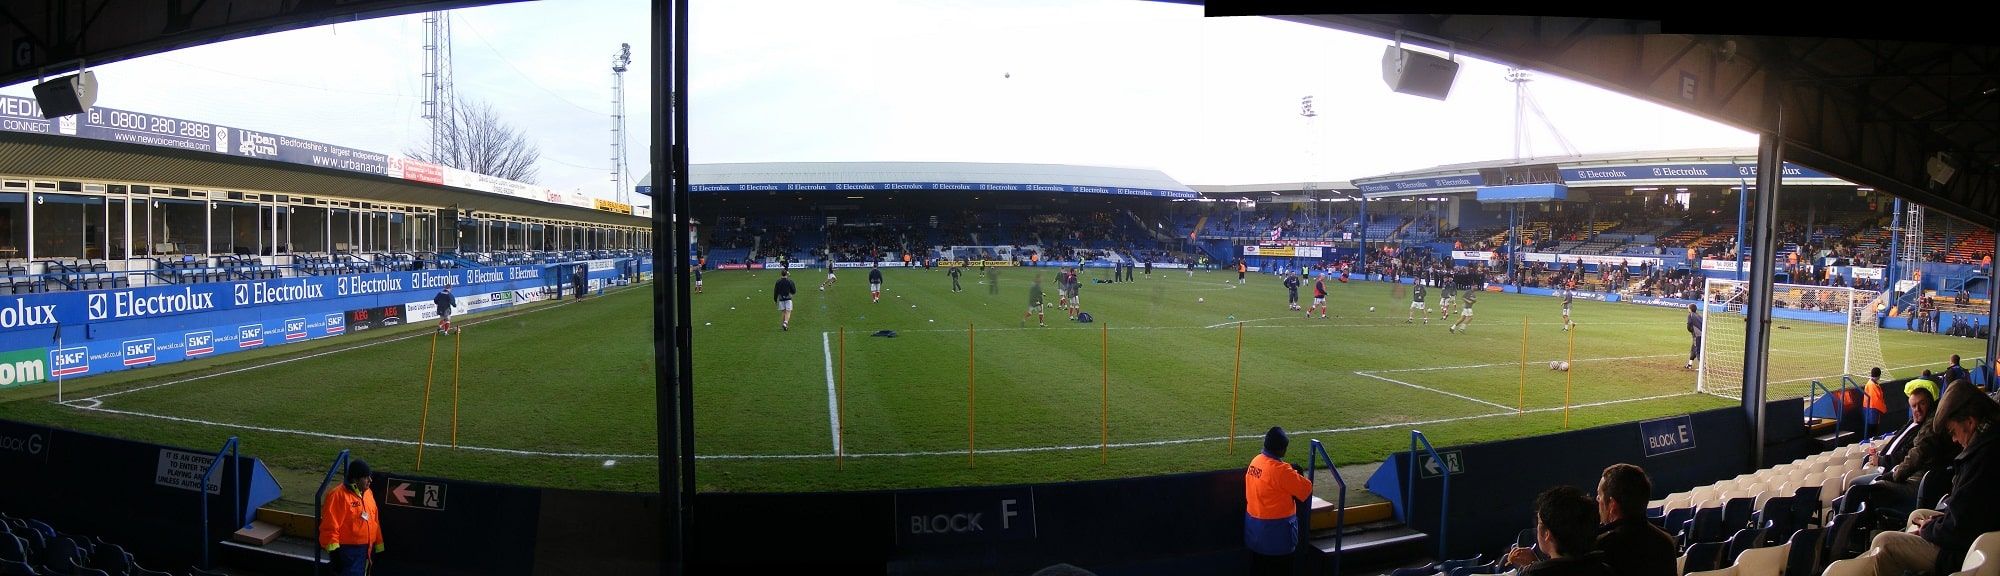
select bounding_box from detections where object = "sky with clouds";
[4,0,1758,196]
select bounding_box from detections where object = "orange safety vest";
[1244,453,1312,520]
[320,483,383,549]
[1238,263,1247,273]
[1862,379,1888,414]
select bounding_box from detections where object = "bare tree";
[406,98,542,183]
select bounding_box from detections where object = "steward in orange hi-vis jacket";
[1244,427,1312,558]
[321,459,384,576]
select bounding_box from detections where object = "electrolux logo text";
[88,288,216,320]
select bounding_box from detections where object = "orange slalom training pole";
[838,327,847,469]
[968,322,977,467]
[417,331,438,470]
[1230,321,1243,454]
[452,327,461,448]
[1519,316,1527,414]
[1100,322,1109,462]
[1565,326,1575,427]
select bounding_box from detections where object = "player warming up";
[1448,290,1478,333]
[1306,274,1328,319]
[774,270,798,331]
[868,265,884,303]
[818,258,838,291]
[1437,273,1457,322]
[1407,281,1428,324]
[1560,281,1577,331]
[1284,273,1302,311]
[1023,274,1047,327]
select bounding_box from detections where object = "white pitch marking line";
[1366,353,1681,373]
[1353,371,1516,412]
[74,297,585,403]
[822,331,842,456]
[694,391,1704,460]
[70,404,656,459]
[1203,317,1298,329]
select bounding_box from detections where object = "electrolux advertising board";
[0,261,634,387]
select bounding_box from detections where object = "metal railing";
[1405,430,1449,559]
[197,436,242,570]
[1809,379,1858,441]
[312,449,351,575]
[1842,375,1872,438]
[1307,439,1348,576]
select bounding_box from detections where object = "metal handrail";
[197,436,241,570]
[1308,439,1347,576]
[1842,375,1872,438]
[312,449,351,575]
[1406,430,1449,559]
[1810,379,1853,442]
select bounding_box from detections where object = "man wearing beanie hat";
[320,459,384,575]
[1244,426,1312,574]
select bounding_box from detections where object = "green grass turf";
[0,267,1981,503]
[688,267,1981,493]
[0,286,657,510]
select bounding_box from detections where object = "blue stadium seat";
[1720,497,1755,535]
[1756,496,1810,545]
[1785,528,1823,576]
[1680,541,1723,575]
[1682,506,1725,546]
[1723,527,1764,565]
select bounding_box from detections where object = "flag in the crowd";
[1269,226,1283,241]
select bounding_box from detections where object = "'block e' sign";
[1640,415,1697,458]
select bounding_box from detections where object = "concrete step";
[215,534,325,575]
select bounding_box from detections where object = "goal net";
[1696,278,1887,401]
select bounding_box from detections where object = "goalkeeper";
[1685,303,1703,370]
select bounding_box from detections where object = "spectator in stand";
[1587,464,1676,576]
[1502,486,1615,576]
[1868,381,2000,575]
[1842,377,1951,516]
[1946,355,1970,391]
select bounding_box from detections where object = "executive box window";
[148,198,207,256]
[0,192,25,259]
[214,201,260,255]
[506,222,526,251]
[294,206,328,253]
[33,193,106,260]
[411,213,434,253]
[108,187,129,260]
[386,213,406,252]
[331,209,353,252]
[457,218,482,253]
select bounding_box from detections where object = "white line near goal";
[1353,371,1516,411]
[822,332,842,456]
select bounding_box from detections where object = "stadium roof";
[1355,147,1756,181]
[690,161,1197,198]
[0,131,649,227]
[1186,181,1360,200]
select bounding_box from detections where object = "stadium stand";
[0,511,186,576]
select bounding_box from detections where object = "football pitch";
[0,268,1980,503]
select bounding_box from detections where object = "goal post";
[1697,278,1887,401]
